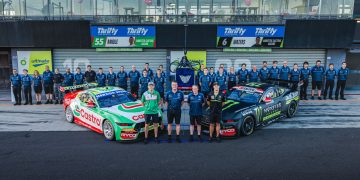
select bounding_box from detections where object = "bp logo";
[20,59,27,66]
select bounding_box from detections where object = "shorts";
[44,84,54,94]
[34,86,42,94]
[190,115,202,125]
[210,113,222,124]
[145,114,159,124]
[167,109,181,125]
[312,81,323,90]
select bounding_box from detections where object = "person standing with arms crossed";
[323,63,337,100]
[141,82,161,144]
[207,82,225,143]
[300,61,311,100]
[259,61,270,82]
[187,85,205,142]
[335,62,350,100]
[237,63,248,84]
[117,66,128,90]
[84,65,96,83]
[96,68,106,87]
[43,65,54,104]
[10,69,22,105]
[22,69,32,105]
[199,68,211,98]
[54,68,64,104]
[165,81,184,143]
[107,67,116,86]
[311,60,325,100]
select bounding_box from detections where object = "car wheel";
[103,120,115,141]
[65,106,74,123]
[239,116,255,136]
[286,101,298,118]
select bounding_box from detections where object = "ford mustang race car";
[63,85,161,141]
[201,81,300,137]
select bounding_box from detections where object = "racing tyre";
[239,116,255,136]
[65,106,74,123]
[286,101,298,118]
[103,120,115,141]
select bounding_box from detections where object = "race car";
[201,81,300,137]
[62,85,161,141]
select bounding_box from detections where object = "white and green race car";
[63,85,160,141]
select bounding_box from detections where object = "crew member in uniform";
[107,67,116,86]
[269,61,280,80]
[10,69,22,105]
[165,81,184,143]
[249,65,260,82]
[199,68,211,98]
[215,67,227,93]
[237,63,248,84]
[323,63,336,100]
[335,62,350,100]
[300,61,311,100]
[129,65,141,98]
[187,85,205,142]
[143,63,154,78]
[311,60,325,100]
[154,68,166,132]
[227,66,237,90]
[259,61,269,82]
[22,69,33,105]
[84,65,96,83]
[139,70,151,97]
[33,70,43,105]
[117,66,128,90]
[279,60,290,86]
[96,68,106,87]
[63,68,74,93]
[54,68,64,104]
[207,82,225,143]
[290,63,300,89]
[43,65,54,104]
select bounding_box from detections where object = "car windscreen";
[227,90,262,103]
[96,91,136,108]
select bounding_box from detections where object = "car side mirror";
[87,101,96,108]
[263,97,272,103]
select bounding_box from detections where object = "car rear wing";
[266,78,303,90]
[59,83,98,92]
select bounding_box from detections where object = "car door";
[259,88,283,123]
[76,93,104,132]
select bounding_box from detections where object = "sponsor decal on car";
[75,108,101,126]
[120,129,138,140]
[132,114,145,121]
[233,86,264,93]
[220,128,236,136]
[241,109,252,116]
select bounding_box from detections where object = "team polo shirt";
[165,90,184,110]
[141,90,160,115]
[187,92,205,116]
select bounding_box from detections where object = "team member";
[237,63,248,84]
[84,65,96,83]
[53,68,64,104]
[249,65,260,82]
[335,62,350,100]
[300,61,311,100]
[207,82,225,143]
[197,64,205,88]
[279,61,290,86]
[187,85,205,142]
[259,61,269,82]
[96,68,106,87]
[107,67,116,86]
[165,81,184,143]
[22,69,32,105]
[10,69,22,105]
[33,70,43,105]
[269,61,280,79]
[144,63,153,78]
[154,69,165,99]
[158,65,166,78]
[199,68,211,98]
[311,60,325,100]
[227,66,237,90]
[141,82,161,144]
[209,67,216,87]
[74,67,84,91]
[139,70,151,97]
[323,63,337,100]
[290,64,300,83]
[43,65,54,104]
[117,66,128,90]
[63,68,74,93]
[129,65,141,98]
[217,64,228,76]
[215,67,227,92]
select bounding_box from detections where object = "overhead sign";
[17,51,52,74]
[217,26,285,48]
[91,26,156,48]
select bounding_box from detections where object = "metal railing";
[0,14,353,24]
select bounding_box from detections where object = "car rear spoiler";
[59,83,98,92]
[266,78,303,90]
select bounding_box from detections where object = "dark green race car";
[201,81,300,137]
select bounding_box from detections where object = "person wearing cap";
[141,82,161,144]
[207,82,225,143]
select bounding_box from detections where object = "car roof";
[232,82,289,93]
[86,87,127,96]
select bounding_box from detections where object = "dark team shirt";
[154,75,165,93]
[107,72,116,86]
[215,74,227,91]
[199,74,211,93]
[249,70,259,82]
[259,67,269,81]
[325,69,337,81]
[187,92,205,116]
[144,68,153,78]
[300,68,311,81]
[198,70,204,80]
[269,67,279,79]
[22,74,32,87]
[63,73,74,86]
[96,73,106,87]
[290,69,300,82]
[209,73,216,83]
[10,74,22,87]
[311,66,325,82]
[33,76,42,87]
[237,69,248,82]
[279,66,291,80]
[165,90,184,110]
[54,73,64,84]
[84,70,96,83]
[128,70,141,85]
[207,91,225,114]
[117,71,128,87]
[74,73,84,85]
[139,76,151,93]
[337,67,350,81]
[228,72,237,83]
[43,71,54,84]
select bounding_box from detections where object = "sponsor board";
[17,51,52,74]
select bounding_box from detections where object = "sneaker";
[208,137,213,143]
[50,100,53,104]
[341,97,346,100]
[168,135,172,143]
[198,135,202,142]
[45,100,49,104]
[318,97,322,100]
[176,136,181,143]
[311,96,314,100]
[216,137,221,143]
[335,97,339,100]
[55,100,59,104]
[189,135,194,142]
[154,138,160,144]
[143,138,148,144]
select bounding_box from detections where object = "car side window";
[265,88,277,99]
[79,93,91,103]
